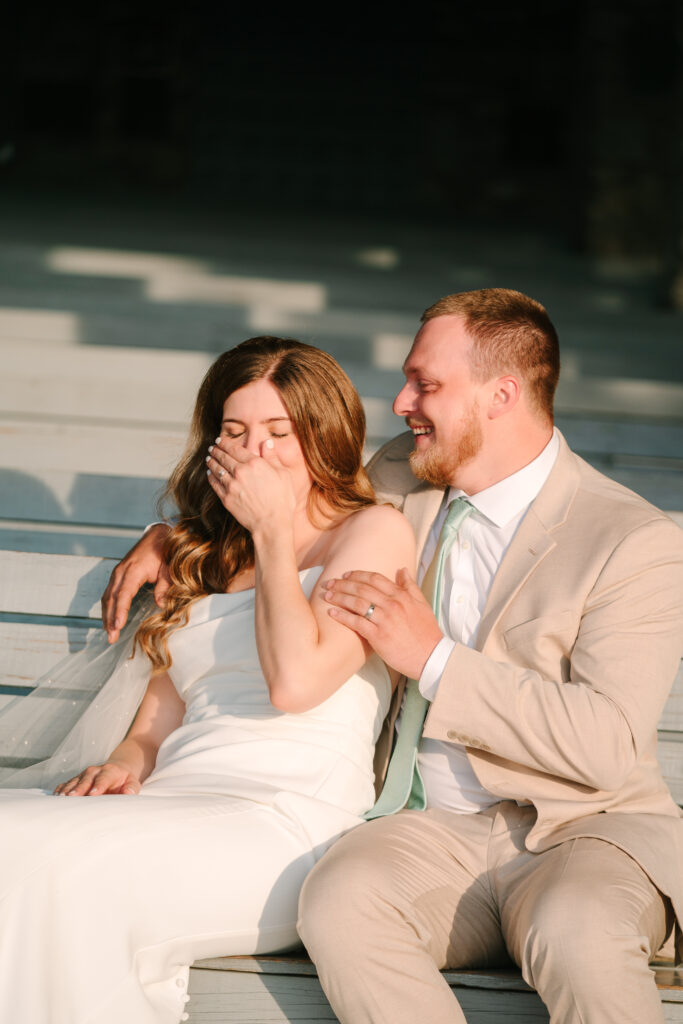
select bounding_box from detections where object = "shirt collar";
[447,428,560,528]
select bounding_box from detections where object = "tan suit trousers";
[298,802,673,1024]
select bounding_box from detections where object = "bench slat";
[657,737,683,804]
[554,417,683,461]
[0,621,99,689]
[0,342,210,425]
[0,470,165,528]
[0,552,116,619]
[0,521,140,558]
[0,417,185,477]
[661,663,683,731]
[193,955,683,993]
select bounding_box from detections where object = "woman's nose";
[243,434,261,456]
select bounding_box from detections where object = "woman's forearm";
[106,735,160,784]
[109,671,185,781]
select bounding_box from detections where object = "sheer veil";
[0,592,157,791]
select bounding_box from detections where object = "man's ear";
[487,375,521,419]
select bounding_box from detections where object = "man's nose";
[393,382,414,417]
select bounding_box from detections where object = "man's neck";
[450,425,554,496]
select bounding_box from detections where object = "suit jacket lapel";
[403,485,445,559]
[371,481,444,785]
[475,431,581,650]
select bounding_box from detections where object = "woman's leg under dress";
[0,789,319,1024]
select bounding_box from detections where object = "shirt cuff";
[143,520,174,535]
[418,636,457,701]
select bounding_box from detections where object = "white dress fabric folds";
[0,568,390,1024]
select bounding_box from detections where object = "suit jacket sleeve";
[423,515,683,793]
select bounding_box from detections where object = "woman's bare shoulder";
[313,503,416,585]
[344,501,411,531]
[331,503,415,554]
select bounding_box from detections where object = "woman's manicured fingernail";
[215,437,221,444]
[264,439,274,450]
[208,445,213,453]
[205,455,211,463]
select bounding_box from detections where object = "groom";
[102,289,683,1023]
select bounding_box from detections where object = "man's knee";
[520,907,666,1024]
[521,888,616,979]
[512,848,671,1011]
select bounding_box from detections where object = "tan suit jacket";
[366,429,683,960]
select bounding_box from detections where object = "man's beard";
[408,405,483,488]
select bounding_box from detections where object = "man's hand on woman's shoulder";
[101,524,172,644]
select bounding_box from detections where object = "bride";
[0,336,415,1024]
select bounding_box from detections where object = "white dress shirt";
[413,430,560,812]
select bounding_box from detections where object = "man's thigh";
[305,806,511,969]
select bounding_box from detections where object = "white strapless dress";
[0,568,390,1024]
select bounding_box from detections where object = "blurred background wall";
[3,0,683,303]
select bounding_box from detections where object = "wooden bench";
[1,548,682,1022]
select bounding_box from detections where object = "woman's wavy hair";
[135,336,375,671]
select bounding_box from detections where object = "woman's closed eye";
[221,430,290,440]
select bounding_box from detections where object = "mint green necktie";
[365,497,473,820]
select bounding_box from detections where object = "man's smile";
[407,419,434,440]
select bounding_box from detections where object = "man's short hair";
[421,288,560,422]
